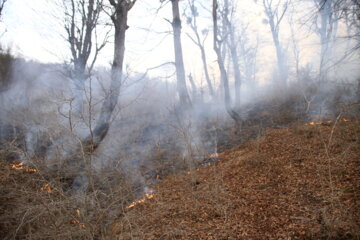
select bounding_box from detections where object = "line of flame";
[305,118,352,126]
[11,162,38,173]
[126,193,155,209]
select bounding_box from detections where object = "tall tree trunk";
[199,45,215,97]
[318,0,334,82]
[223,0,241,106]
[171,0,191,108]
[228,26,242,106]
[84,1,130,149]
[213,0,242,124]
[263,0,289,87]
[269,18,287,86]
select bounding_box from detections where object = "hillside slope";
[111,120,360,240]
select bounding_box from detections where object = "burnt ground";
[110,120,360,240]
[0,119,359,239]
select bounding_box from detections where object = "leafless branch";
[0,0,7,18]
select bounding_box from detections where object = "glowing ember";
[11,162,37,173]
[305,120,333,126]
[40,184,52,193]
[305,118,352,126]
[11,162,25,169]
[69,209,85,229]
[70,219,79,225]
[126,192,155,209]
[210,152,219,158]
[69,219,86,229]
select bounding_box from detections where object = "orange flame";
[69,219,86,229]
[41,184,52,193]
[70,209,85,229]
[11,162,25,170]
[126,192,155,209]
[305,120,333,126]
[11,162,37,173]
[306,118,352,126]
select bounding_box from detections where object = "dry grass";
[109,120,360,239]
[0,120,359,239]
[0,81,359,239]
[0,149,137,240]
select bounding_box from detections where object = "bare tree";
[341,0,360,50]
[213,0,242,124]
[321,0,360,61]
[288,3,301,80]
[313,0,339,81]
[238,24,259,88]
[186,0,215,98]
[84,0,136,148]
[222,0,242,106]
[45,0,136,181]
[262,0,289,86]
[164,0,192,108]
[63,0,109,113]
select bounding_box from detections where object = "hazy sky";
[0,0,265,78]
[1,0,358,83]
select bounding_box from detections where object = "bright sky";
[0,0,358,83]
[0,0,265,75]
[1,1,205,71]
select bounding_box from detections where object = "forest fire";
[126,192,155,209]
[69,209,85,229]
[69,219,86,229]
[11,162,37,173]
[40,183,52,193]
[305,120,333,126]
[305,118,352,126]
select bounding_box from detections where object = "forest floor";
[1,119,359,239]
[110,119,360,240]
